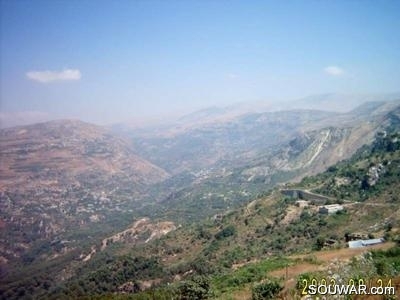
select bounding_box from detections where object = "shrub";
[179,276,211,300]
[251,280,282,300]
[215,225,236,240]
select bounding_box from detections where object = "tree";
[314,236,325,251]
[179,276,211,300]
[361,175,370,190]
[385,222,393,232]
[215,225,236,240]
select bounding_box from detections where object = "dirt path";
[291,242,394,262]
[225,243,395,300]
[270,242,395,290]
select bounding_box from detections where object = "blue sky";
[1,0,399,126]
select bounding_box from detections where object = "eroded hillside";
[0,120,169,266]
[1,101,400,299]
[7,126,399,299]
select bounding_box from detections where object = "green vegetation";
[179,276,211,300]
[215,225,236,240]
[212,257,290,294]
[251,280,283,300]
[309,131,400,202]
[3,127,400,299]
[50,256,164,299]
[293,245,400,298]
[371,246,400,276]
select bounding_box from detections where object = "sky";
[1,0,400,126]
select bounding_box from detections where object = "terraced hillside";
[1,101,400,299]
[0,120,170,269]
[3,120,399,299]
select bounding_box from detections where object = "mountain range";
[1,96,400,299]
[122,100,400,223]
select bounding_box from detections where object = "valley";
[1,99,400,299]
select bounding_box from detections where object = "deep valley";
[1,99,400,299]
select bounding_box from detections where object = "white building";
[318,204,344,214]
[348,238,384,248]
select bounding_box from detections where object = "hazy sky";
[1,0,399,126]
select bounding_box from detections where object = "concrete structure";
[295,200,309,207]
[318,204,344,214]
[280,189,331,204]
[348,238,384,248]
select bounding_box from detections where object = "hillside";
[130,100,400,175]
[1,101,400,299]
[0,120,170,271]
[128,109,338,174]
[3,116,400,299]
[103,126,400,299]
[133,101,400,223]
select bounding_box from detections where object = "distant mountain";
[0,111,54,129]
[243,100,400,177]
[0,119,169,267]
[130,109,338,174]
[177,106,230,124]
[283,92,400,112]
[115,92,399,135]
[108,93,400,144]
[169,92,400,128]
[129,100,400,175]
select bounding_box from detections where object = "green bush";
[215,225,236,240]
[251,280,282,300]
[179,276,211,300]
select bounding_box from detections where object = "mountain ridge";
[1,100,400,299]
[14,124,400,299]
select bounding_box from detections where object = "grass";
[212,256,291,295]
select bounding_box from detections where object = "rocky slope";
[14,126,400,300]
[129,101,400,176]
[0,119,169,265]
[1,99,400,299]
[129,109,338,174]
[128,101,400,223]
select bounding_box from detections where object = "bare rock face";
[100,217,176,251]
[0,120,170,263]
